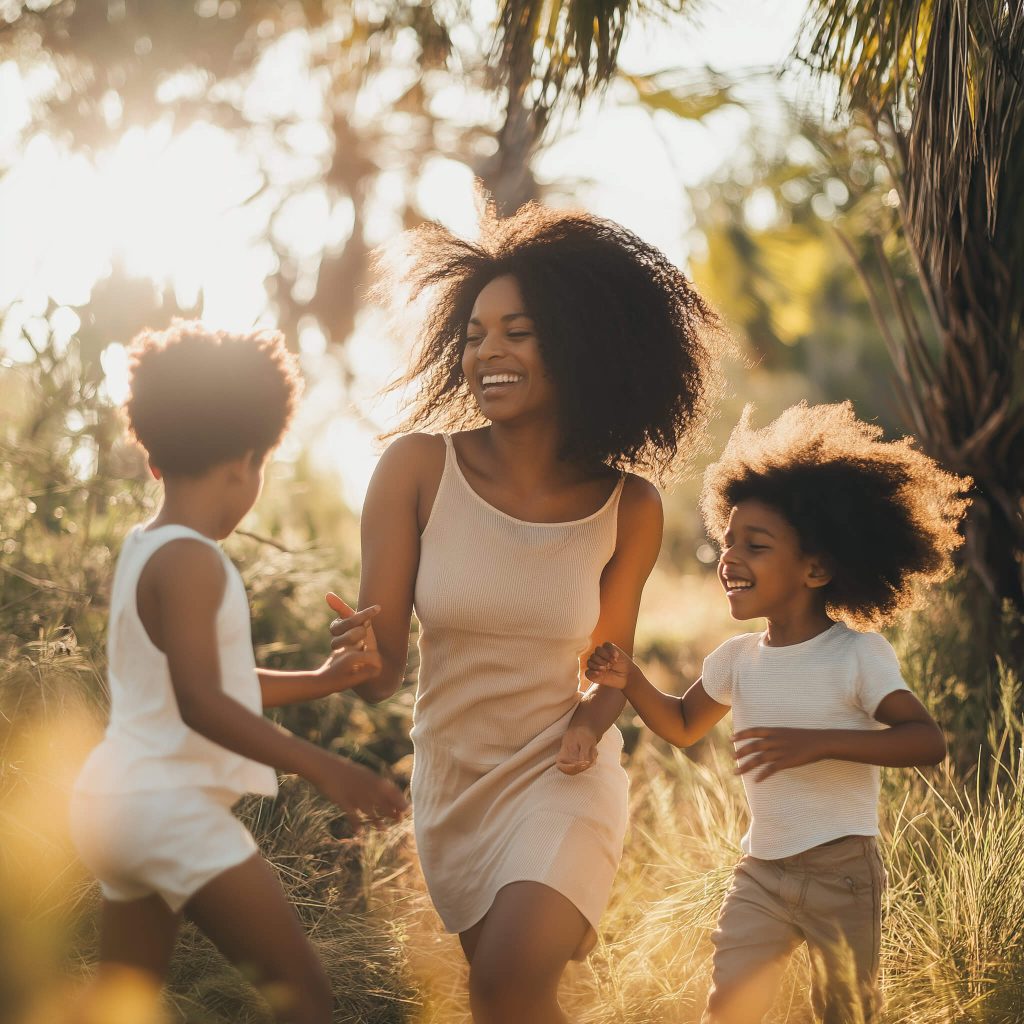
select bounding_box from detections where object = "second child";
[586,402,969,1024]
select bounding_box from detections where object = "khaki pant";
[703,835,885,1024]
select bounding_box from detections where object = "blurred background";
[1,1,1022,1021]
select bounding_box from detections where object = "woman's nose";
[476,329,506,360]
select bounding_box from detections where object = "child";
[586,402,970,1024]
[69,322,407,1024]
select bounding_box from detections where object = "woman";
[329,202,722,1023]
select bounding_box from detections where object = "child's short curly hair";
[374,199,725,481]
[125,321,302,477]
[701,402,972,628]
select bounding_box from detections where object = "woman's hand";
[326,592,379,655]
[555,722,600,775]
[308,752,408,829]
[585,642,633,690]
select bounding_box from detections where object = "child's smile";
[717,500,831,630]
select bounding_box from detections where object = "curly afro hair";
[125,320,302,477]
[374,197,725,481]
[701,402,972,629]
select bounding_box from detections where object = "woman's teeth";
[481,373,522,388]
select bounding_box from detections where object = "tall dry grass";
[4,590,1024,1022]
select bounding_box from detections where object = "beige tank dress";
[411,434,630,956]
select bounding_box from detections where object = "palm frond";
[492,0,683,118]
[800,0,1024,608]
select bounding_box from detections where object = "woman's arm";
[585,644,730,747]
[555,475,663,774]
[334,434,442,703]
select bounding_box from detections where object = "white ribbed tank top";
[74,525,277,798]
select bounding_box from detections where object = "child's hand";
[312,755,408,829]
[556,722,600,775]
[733,727,829,782]
[326,593,379,655]
[585,642,632,690]
[316,648,383,691]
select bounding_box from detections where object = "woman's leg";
[76,895,182,1024]
[463,881,590,1024]
[184,853,333,1024]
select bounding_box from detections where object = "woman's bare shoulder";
[374,432,446,478]
[619,472,662,514]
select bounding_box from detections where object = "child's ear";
[148,460,162,481]
[805,557,832,589]
[225,450,256,480]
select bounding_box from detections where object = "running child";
[69,322,407,1024]
[585,401,970,1024]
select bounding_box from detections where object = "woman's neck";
[479,419,578,487]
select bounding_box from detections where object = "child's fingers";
[329,649,382,676]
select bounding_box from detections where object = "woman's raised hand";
[585,642,632,690]
[326,592,379,654]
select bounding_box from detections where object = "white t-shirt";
[701,622,909,859]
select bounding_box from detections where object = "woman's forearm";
[354,649,408,703]
[569,683,626,737]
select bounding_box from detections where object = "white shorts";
[69,786,258,912]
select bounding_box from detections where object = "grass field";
[3,564,1023,1024]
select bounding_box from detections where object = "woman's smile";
[479,370,525,396]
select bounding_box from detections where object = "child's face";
[717,500,829,621]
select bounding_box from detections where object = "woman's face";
[462,274,557,424]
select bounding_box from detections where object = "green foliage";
[3,338,1023,1020]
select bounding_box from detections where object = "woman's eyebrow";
[467,313,532,324]
[746,525,776,539]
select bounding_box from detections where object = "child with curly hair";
[69,322,406,1024]
[585,401,970,1024]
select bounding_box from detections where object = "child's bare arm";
[585,643,730,748]
[145,540,406,822]
[258,604,383,708]
[734,690,946,782]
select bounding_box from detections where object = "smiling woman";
[325,197,725,1023]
